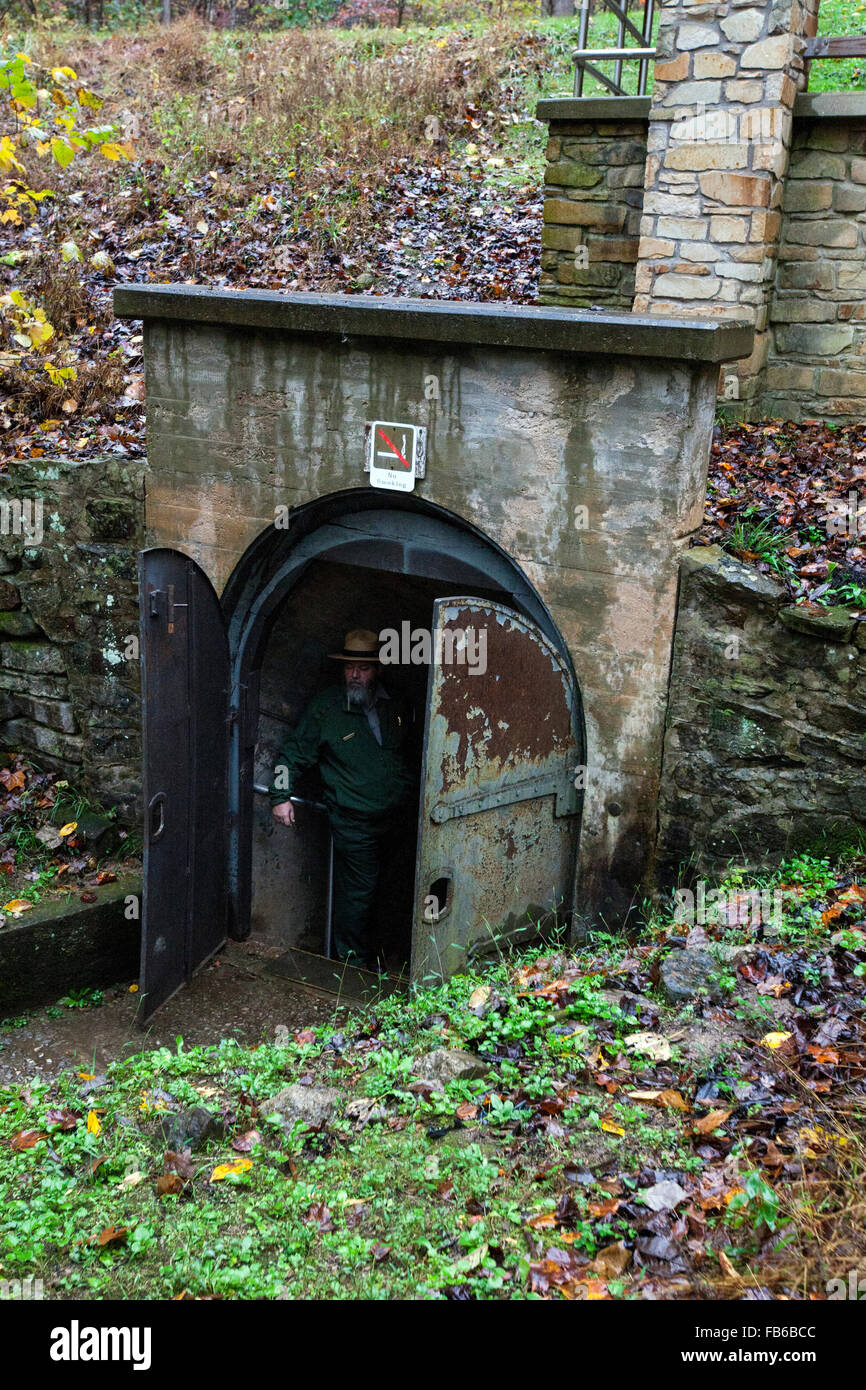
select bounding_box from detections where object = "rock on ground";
[411,1048,488,1090]
[262,1083,342,1127]
[660,948,724,1004]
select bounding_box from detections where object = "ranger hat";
[328,628,381,662]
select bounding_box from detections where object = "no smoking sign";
[365,421,427,493]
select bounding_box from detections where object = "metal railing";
[573,0,657,98]
[804,34,866,89]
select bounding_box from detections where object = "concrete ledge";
[536,96,652,123]
[794,91,866,121]
[537,92,866,124]
[113,286,753,364]
[0,876,141,1013]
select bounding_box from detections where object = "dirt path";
[0,942,341,1087]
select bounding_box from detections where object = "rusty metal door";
[411,598,583,985]
[139,549,230,1021]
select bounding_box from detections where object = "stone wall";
[539,102,648,310]
[657,545,866,882]
[635,0,818,403]
[764,96,866,419]
[538,93,866,421]
[0,457,144,816]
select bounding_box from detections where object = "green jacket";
[269,683,416,817]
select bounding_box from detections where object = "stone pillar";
[633,0,819,405]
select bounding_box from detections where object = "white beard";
[346,685,369,712]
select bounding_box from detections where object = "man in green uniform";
[270,629,416,969]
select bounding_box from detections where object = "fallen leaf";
[93,1225,128,1247]
[210,1158,252,1181]
[694,1109,732,1135]
[588,1241,631,1279]
[642,1180,689,1212]
[623,1031,672,1062]
[718,1249,740,1280]
[2,899,32,917]
[760,1031,793,1050]
[156,1173,185,1197]
[10,1129,45,1150]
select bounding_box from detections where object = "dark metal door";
[411,598,583,985]
[139,549,231,1021]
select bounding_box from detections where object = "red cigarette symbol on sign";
[376,426,411,470]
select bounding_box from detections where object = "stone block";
[815,369,866,397]
[0,609,41,638]
[544,163,604,189]
[1,718,83,762]
[720,8,765,42]
[543,200,626,231]
[774,324,854,355]
[652,272,721,299]
[655,53,691,82]
[782,181,833,213]
[0,580,20,609]
[660,81,722,106]
[716,261,764,282]
[637,236,675,258]
[740,34,792,69]
[588,236,639,263]
[541,226,584,252]
[851,158,866,184]
[710,215,749,242]
[1,693,77,733]
[677,240,716,262]
[783,222,858,248]
[725,79,763,102]
[666,142,749,171]
[838,267,866,292]
[676,21,718,48]
[694,52,737,78]
[763,364,817,390]
[85,499,139,542]
[657,215,709,238]
[0,641,66,675]
[834,184,866,213]
[699,171,771,207]
[789,152,846,180]
[776,262,836,290]
[777,605,856,641]
[770,298,840,322]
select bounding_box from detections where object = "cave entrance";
[137,491,584,1020]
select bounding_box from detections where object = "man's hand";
[272,800,296,828]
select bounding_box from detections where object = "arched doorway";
[138,490,585,1020]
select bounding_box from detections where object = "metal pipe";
[575,0,590,97]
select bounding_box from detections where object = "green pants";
[329,807,410,965]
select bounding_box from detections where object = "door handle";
[148,792,166,843]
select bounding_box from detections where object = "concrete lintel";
[113,285,752,364]
[536,96,652,123]
[793,91,866,121]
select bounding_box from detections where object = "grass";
[0,842,863,1300]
